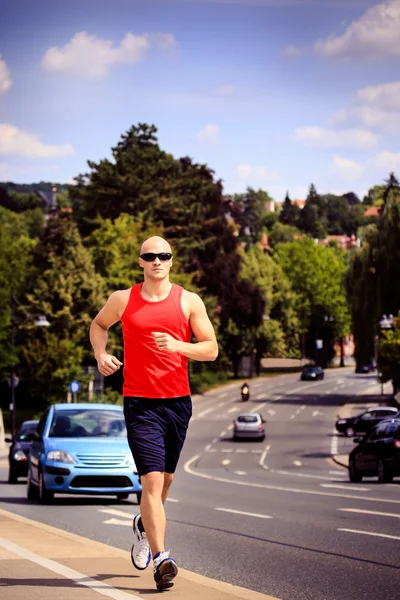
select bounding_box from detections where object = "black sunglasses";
[140,252,173,262]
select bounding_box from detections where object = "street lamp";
[10,295,50,438]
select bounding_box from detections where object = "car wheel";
[117,493,130,501]
[8,468,18,484]
[349,459,363,483]
[27,471,38,501]
[377,459,393,483]
[345,426,355,438]
[136,491,142,505]
[39,470,54,504]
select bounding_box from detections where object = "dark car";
[300,365,324,381]
[335,406,398,437]
[355,363,376,374]
[349,418,400,483]
[5,420,39,483]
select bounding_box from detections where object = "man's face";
[138,242,173,281]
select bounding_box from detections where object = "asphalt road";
[1,368,399,600]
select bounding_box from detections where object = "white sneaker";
[153,551,178,590]
[131,514,151,570]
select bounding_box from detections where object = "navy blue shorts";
[123,396,192,476]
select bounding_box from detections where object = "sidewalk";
[0,509,277,600]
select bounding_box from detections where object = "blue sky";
[1,0,400,201]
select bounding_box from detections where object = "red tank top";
[121,283,192,398]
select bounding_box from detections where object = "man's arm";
[152,293,218,361]
[90,292,124,376]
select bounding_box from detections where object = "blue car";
[27,403,141,504]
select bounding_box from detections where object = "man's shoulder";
[181,288,204,308]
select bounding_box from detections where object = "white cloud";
[293,126,379,149]
[0,56,12,95]
[357,80,400,111]
[196,123,220,142]
[0,124,75,158]
[283,45,303,58]
[41,31,177,79]
[372,150,400,172]
[330,80,400,132]
[216,85,235,96]
[236,164,279,181]
[314,0,400,60]
[333,155,365,178]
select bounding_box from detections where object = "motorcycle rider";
[241,380,250,401]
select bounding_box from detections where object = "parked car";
[300,365,324,381]
[335,406,399,437]
[355,364,376,374]
[5,420,39,483]
[233,412,265,441]
[27,403,142,504]
[349,417,400,483]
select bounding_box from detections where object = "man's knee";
[141,471,165,496]
[163,473,174,490]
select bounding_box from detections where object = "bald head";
[140,236,172,255]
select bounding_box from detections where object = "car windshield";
[238,415,258,423]
[49,409,126,438]
[16,423,38,441]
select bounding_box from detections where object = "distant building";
[259,232,271,253]
[292,199,306,209]
[319,234,359,251]
[364,206,380,217]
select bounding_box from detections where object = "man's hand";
[96,353,123,376]
[152,332,179,353]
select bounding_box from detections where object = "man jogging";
[89,235,218,590]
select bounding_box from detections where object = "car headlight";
[47,450,76,463]
[124,454,136,467]
[13,450,27,461]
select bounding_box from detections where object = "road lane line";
[103,518,132,527]
[338,528,400,541]
[233,471,247,475]
[259,445,270,470]
[195,401,225,418]
[321,484,371,492]
[0,538,143,600]
[184,454,400,504]
[330,471,346,476]
[271,470,337,481]
[222,459,231,465]
[215,508,272,519]
[293,460,302,466]
[338,508,400,518]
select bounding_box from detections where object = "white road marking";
[256,393,264,399]
[267,409,276,416]
[330,429,339,456]
[215,507,272,519]
[220,431,227,437]
[251,450,263,454]
[222,459,231,466]
[184,454,400,504]
[205,444,212,451]
[228,407,239,413]
[271,469,342,481]
[236,449,247,453]
[222,449,233,453]
[259,445,270,470]
[207,448,217,452]
[212,438,218,443]
[103,518,132,527]
[330,470,346,476]
[233,470,247,475]
[0,538,143,600]
[100,508,133,519]
[197,401,226,418]
[252,403,267,412]
[312,410,323,417]
[338,528,400,541]
[338,508,400,519]
[293,460,302,466]
[218,392,228,398]
[321,484,370,492]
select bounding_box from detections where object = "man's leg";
[140,471,167,557]
[162,472,174,504]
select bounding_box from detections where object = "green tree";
[377,313,400,394]
[279,192,300,227]
[268,222,301,248]
[275,237,350,364]
[21,217,105,402]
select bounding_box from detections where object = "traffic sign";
[7,374,19,388]
[69,381,80,393]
